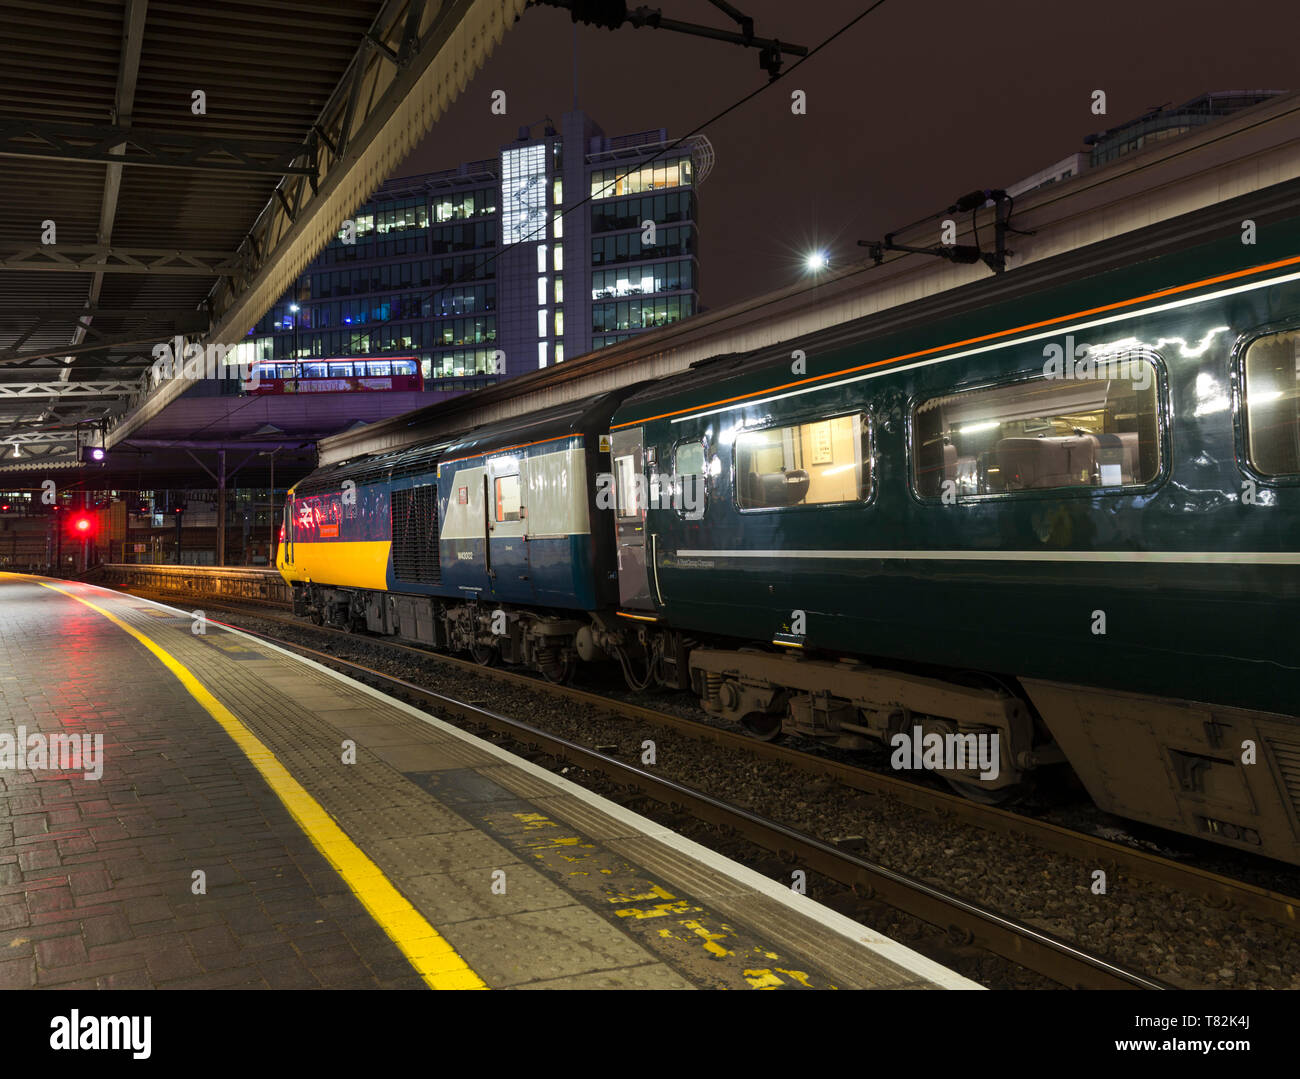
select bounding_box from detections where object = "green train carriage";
[604,188,1300,861]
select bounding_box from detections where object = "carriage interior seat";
[941,442,979,491]
[1115,431,1140,483]
[996,435,1099,489]
[994,431,1144,490]
[743,469,812,507]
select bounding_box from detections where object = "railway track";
[178,605,1165,989]
[113,582,1300,938]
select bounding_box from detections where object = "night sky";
[396,0,1298,312]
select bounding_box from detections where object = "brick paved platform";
[0,573,978,990]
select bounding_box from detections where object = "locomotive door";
[610,426,654,610]
[486,464,534,604]
[482,475,494,584]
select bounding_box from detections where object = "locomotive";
[280,187,1300,865]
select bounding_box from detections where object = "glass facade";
[592,260,693,299]
[591,226,694,265]
[501,144,549,245]
[590,156,692,199]
[592,295,694,334]
[591,191,694,232]
[434,188,495,222]
[254,112,704,395]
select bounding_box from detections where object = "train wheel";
[540,650,575,685]
[740,711,783,742]
[944,778,1019,805]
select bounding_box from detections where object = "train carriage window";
[735,413,870,510]
[672,440,708,519]
[494,474,521,522]
[912,354,1162,498]
[1242,330,1300,477]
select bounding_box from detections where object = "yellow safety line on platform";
[36,580,486,991]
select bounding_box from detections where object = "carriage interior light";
[958,421,1000,435]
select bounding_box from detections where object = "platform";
[0,572,978,990]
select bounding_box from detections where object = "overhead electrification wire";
[410,0,894,319]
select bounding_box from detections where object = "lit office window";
[554,309,564,336]
[538,309,548,338]
[555,343,565,364]
[553,244,563,272]
[538,342,548,368]
[537,277,548,306]
[552,210,563,239]
[537,245,547,273]
[553,178,563,205]
[589,157,693,199]
[554,278,564,304]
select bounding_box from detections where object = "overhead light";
[804,251,829,272]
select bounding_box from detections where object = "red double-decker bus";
[246,356,422,394]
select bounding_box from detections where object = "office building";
[243,109,713,399]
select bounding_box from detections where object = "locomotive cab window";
[735,413,870,510]
[494,473,521,522]
[1242,330,1300,477]
[912,356,1162,498]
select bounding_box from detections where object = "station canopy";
[0,0,526,485]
